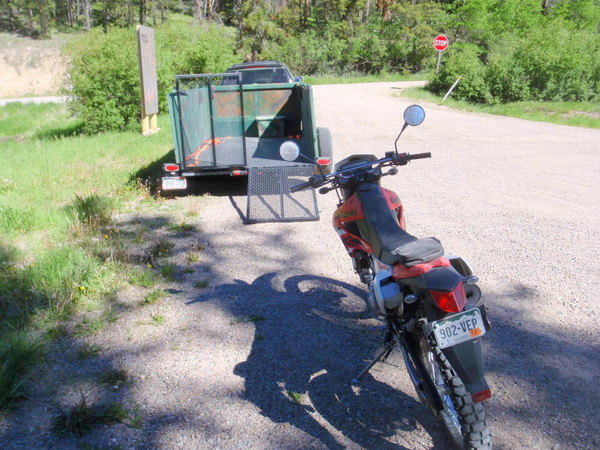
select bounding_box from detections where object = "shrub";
[65,24,239,133]
[73,194,116,229]
[485,35,531,103]
[428,43,492,103]
[513,22,600,102]
[428,21,600,104]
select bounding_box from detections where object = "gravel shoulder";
[1,82,599,449]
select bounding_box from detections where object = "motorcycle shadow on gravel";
[195,273,450,449]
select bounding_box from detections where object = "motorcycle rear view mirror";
[395,105,425,153]
[403,105,425,127]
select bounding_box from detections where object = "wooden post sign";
[137,25,159,135]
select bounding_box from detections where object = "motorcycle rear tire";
[419,334,492,449]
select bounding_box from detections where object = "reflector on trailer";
[163,164,179,172]
[317,158,332,165]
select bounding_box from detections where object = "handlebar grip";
[409,152,432,160]
[290,180,313,193]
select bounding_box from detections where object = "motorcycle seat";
[356,184,445,267]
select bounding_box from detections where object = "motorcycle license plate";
[432,308,486,349]
[162,176,187,190]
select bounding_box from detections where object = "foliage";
[429,19,600,104]
[0,330,44,407]
[428,43,491,103]
[0,102,171,409]
[65,23,238,132]
[6,1,599,106]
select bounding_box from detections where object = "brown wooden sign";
[137,25,159,133]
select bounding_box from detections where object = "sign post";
[137,25,159,135]
[433,35,449,73]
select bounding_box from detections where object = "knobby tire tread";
[433,344,492,449]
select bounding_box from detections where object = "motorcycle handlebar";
[290,180,314,193]
[289,152,431,193]
[408,152,431,160]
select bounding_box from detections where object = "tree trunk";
[66,0,74,27]
[7,0,16,32]
[28,8,34,36]
[541,0,550,15]
[194,0,203,24]
[84,0,92,30]
[139,0,147,24]
[128,1,133,26]
[39,0,50,39]
[303,0,309,29]
[103,3,109,32]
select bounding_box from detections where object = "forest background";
[0,0,599,130]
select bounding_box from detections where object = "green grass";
[53,396,130,437]
[101,367,129,387]
[0,330,44,406]
[142,288,166,306]
[400,87,600,129]
[305,71,430,85]
[150,313,166,325]
[287,390,303,404]
[0,102,173,409]
[0,102,83,139]
[168,222,195,233]
[76,343,102,359]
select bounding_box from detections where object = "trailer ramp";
[246,165,319,223]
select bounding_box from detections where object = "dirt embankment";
[0,34,68,98]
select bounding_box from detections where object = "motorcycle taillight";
[430,283,467,313]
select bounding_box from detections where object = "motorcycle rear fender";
[400,265,463,292]
[441,337,489,396]
[401,266,489,395]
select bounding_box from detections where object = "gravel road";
[1,82,599,449]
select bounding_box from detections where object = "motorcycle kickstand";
[351,334,396,385]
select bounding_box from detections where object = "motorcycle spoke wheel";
[418,335,492,450]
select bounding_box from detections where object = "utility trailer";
[162,71,332,223]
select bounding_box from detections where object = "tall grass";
[0,102,172,408]
[0,330,44,405]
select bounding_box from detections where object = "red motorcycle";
[289,105,493,449]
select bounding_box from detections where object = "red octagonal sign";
[433,35,449,51]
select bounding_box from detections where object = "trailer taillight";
[163,164,179,172]
[317,157,332,166]
[430,283,467,313]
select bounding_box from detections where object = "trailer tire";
[317,127,333,174]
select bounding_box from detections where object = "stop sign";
[433,35,449,51]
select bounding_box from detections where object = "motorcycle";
[286,105,493,449]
